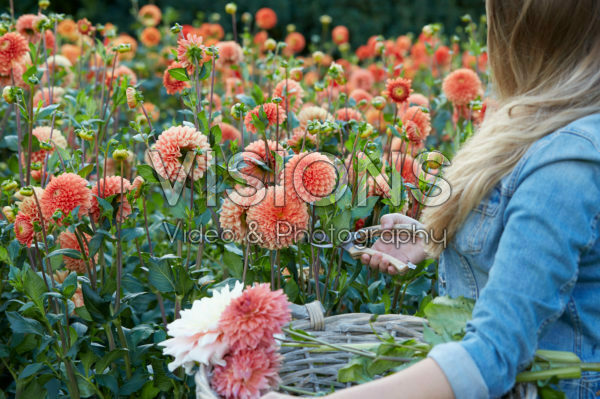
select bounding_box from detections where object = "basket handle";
[305,301,325,331]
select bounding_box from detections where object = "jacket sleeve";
[428,132,600,398]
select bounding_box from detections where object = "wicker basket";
[196,301,536,398]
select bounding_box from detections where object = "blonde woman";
[264,0,600,397]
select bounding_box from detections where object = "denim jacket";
[427,114,600,399]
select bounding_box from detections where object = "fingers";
[361,251,391,273]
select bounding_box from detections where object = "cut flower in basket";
[160,282,291,399]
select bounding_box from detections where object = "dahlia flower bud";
[359,123,375,138]
[112,149,130,161]
[170,23,182,34]
[1,179,18,193]
[225,3,237,14]
[241,12,252,23]
[0,24,7,36]
[320,15,332,25]
[290,67,303,81]
[264,38,277,51]
[38,0,50,9]
[126,87,140,109]
[425,152,445,170]
[339,42,350,53]
[77,128,95,141]
[306,120,321,134]
[39,140,54,151]
[115,43,132,53]
[312,51,324,63]
[19,186,34,197]
[271,96,282,105]
[31,162,42,171]
[230,103,246,120]
[374,41,385,55]
[2,206,15,223]
[286,24,296,33]
[2,86,16,104]
[371,96,386,110]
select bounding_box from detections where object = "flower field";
[0,2,500,398]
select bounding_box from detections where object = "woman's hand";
[360,213,428,274]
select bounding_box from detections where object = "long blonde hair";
[422,0,600,257]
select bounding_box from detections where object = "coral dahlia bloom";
[273,79,304,113]
[23,126,67,181]
[16,14,39,42]
[240,139,285,186]
[402,106,431,144]
[90,176,132,223]
[140,27,161,47]
[15,186,45,220]
[349,89,373,109]
[211,347,281,399]
[176,33,208,74]
[349,68,375,91]
[219,283,291,350]
[163,61,190,95]
[138,4,162,27]
[284,32,305,55]
[385,77,412,104]
[297,106,332,130]
[332,26,349,45]
[41,173,92,224]
[106,65,137,88]
[442,68,482,106]
[58,231,94,274]
[219,187,263,243]
[33,87,65,107]
[284,152,337,203]
[245,186,309,250]
[0,32,29,74]
[335,107,362,122]
[216,41,244,68]
[218,122,242,143]
[160,283,244,374]
[255,8,277,30]
[243,103,287,134]
[57,19,79,41]
[14,213,36,247]
[147,125,212,182]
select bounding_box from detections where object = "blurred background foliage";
[11,0,485,47]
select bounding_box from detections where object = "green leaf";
[168,67,189,82]
[136,164,159,184]
[351,196,379,220]
[81,283,112,323]
[223,250,242,279]
[46,248,82,260]
[20,363,44,379]
[423,296,475,338]
[147,259,176,293]
[36,104,60,120]
[23,269,47,310]
[96,348,128,373]
[77,164,94,178]
[6,312,44,336]
[338,357,371,383]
